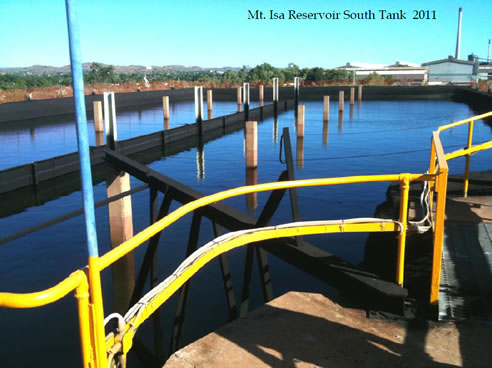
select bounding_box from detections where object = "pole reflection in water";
[323,120,329,147]
[95,131,105,146]
[273,116,278,145]
[357,101,361,118]
[196,137,205,181]
[350,104,354,120]
[245,167,258,210]
[338,110,344,133]
[296,136,304,169]
[29,127,35,141]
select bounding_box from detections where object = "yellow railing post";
[88,257,108,368]
[75,273,94,368]
[429,133,449,306]
[428,138,437,215]
[463,120,474,198]
[396,175,410,286]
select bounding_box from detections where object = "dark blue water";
[0,100,491,367]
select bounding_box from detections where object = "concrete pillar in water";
[294,77,300,106]
[95,132,105,146]
[237,87,242,111]
[350,87,355,105]
[93,101,104,133]
[358,85,363,101]
[163,96,170,120]
[245,121,257,169]
[163,95,170,120]
[259,84,264,102]
[163,96,170,130]
[339,91,344,112]
[207,89,213,115]
[273,78,279,102]
[103,91,135,314]
[297,104,305,138]
[243,83,250,119]
[194,86,204,124]
[273,77,279,114]
[323,96,330,121]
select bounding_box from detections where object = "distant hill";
[0,63,241,75]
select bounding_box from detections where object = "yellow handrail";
[436,111,492,133]
[98,174,431,272]
[0,270,85,308]
[437,110,492,197]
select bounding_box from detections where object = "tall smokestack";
[488,39,490,63]
[455,7,462,59]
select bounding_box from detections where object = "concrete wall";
[0,86,470,123]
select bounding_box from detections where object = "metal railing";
[436,111,492,197]
[3,110,492,367]
[427,110,492,305]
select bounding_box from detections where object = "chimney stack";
[488,39,490,63]
[455,7,462,59]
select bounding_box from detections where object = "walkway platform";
[164,291,492,367]
[439,193,492,321]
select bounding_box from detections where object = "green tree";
[305,67,325,81]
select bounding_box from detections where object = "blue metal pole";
[65,0,99,258]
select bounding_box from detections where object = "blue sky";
[0,0,491,68]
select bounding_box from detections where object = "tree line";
[0,62,362,90]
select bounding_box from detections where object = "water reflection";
[196,139,205,181]
[296,136,304,169]
[350,104,354,120]
[338,111,344,133]
[323,120,329,147]
[246,167,258,210]
[273,116,278,145]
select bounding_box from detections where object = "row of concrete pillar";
[93,84,364,136]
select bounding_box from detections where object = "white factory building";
[422,56,475,85]
[338,61,428,84]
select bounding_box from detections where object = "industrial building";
[338,61,428,84]
[422,56,475,85]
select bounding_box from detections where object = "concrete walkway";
[164,292,492,367]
